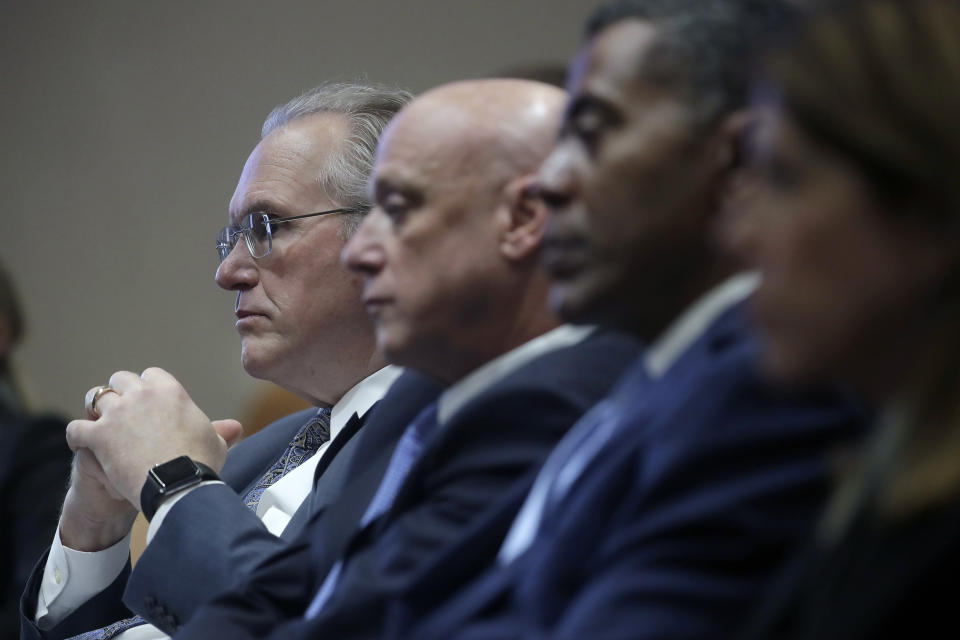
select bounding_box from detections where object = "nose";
[215,241,259,291]
[341,210,387,276]
[537,143,581,212]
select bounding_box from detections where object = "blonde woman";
[728,1,960,637]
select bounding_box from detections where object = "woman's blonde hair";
[766,0,960,530]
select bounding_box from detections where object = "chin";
[240,344,281,382]
[550,276,629,330]
[550,279,595,322]
[375,328,409,368]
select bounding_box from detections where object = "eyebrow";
[372,176,423,206]
[230,200,286,224]
[243,200,284,215]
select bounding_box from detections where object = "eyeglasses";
[216,208,355,263]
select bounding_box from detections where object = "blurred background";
[0,0,587,428]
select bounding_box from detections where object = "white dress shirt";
[35,365,402,639]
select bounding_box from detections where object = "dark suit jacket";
[738,489,960,640]
[1,411,71,640]
[173,330,640,639]
[412,303,867,640]
[18,370,440,639]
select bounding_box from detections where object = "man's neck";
[437,324,592,424]
[629,256,736,345]
[284,348,387,408]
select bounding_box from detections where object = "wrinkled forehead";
[228,113,349,221]
[227,137,326,223]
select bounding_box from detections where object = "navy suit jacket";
[411,303,867,640]
[174,330,640,639]
[19,370,441,639]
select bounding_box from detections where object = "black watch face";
[153,456,199,487]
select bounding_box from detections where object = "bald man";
[172,79,639,639]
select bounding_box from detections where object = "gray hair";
[262,81,413,235]
[585,0,795,126]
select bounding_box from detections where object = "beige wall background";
[0,0,589,421]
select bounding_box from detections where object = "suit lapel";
[279,411,368,539]
[312,410,366,490]
[224,408,319,497]
[308,440,403,576]
[302,370,444,574]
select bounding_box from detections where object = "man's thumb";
[212,419,245,448]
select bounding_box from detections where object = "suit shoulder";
[497,330,639,405]
[231,407,318,453]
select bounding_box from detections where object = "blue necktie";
[305,401,440,619]
[67,409,333,640]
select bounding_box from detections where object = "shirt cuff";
[145,480,224,546]
[36,523,132,628]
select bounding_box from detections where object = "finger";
[84,386,104,419]
[212,419,244,448]
[65,419,98,452]
[140,366,175,384]
[85,385,121,419]
[75,447,105,476]
[75,449,126,500]
[75,448,108,485]
[107,370,142,394]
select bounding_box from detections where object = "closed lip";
[236,309,269,319]
[362,296,393,313]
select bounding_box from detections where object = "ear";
[712,109,763,263]
[716,108,761,212]
[497,173,549,262]
[716,108,756,173]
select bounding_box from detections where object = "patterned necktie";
[243,408,332,510]
[305,401,440,619]
[67,408,333,640]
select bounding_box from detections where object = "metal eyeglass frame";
[216,207,356,262]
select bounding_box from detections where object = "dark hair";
[585,0,795,125]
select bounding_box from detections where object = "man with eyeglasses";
[159,78,638,640]
[19,82,429,640]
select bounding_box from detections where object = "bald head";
[343,79,566,383]
[378,79,566,199]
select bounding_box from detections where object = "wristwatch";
[140,455,219,521]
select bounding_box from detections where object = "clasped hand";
[66,367,243,517]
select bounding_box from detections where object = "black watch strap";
[140,456,219,522]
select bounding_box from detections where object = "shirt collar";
[438,325,596,425]
[644,272,759,379]
[329,365,403,438]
